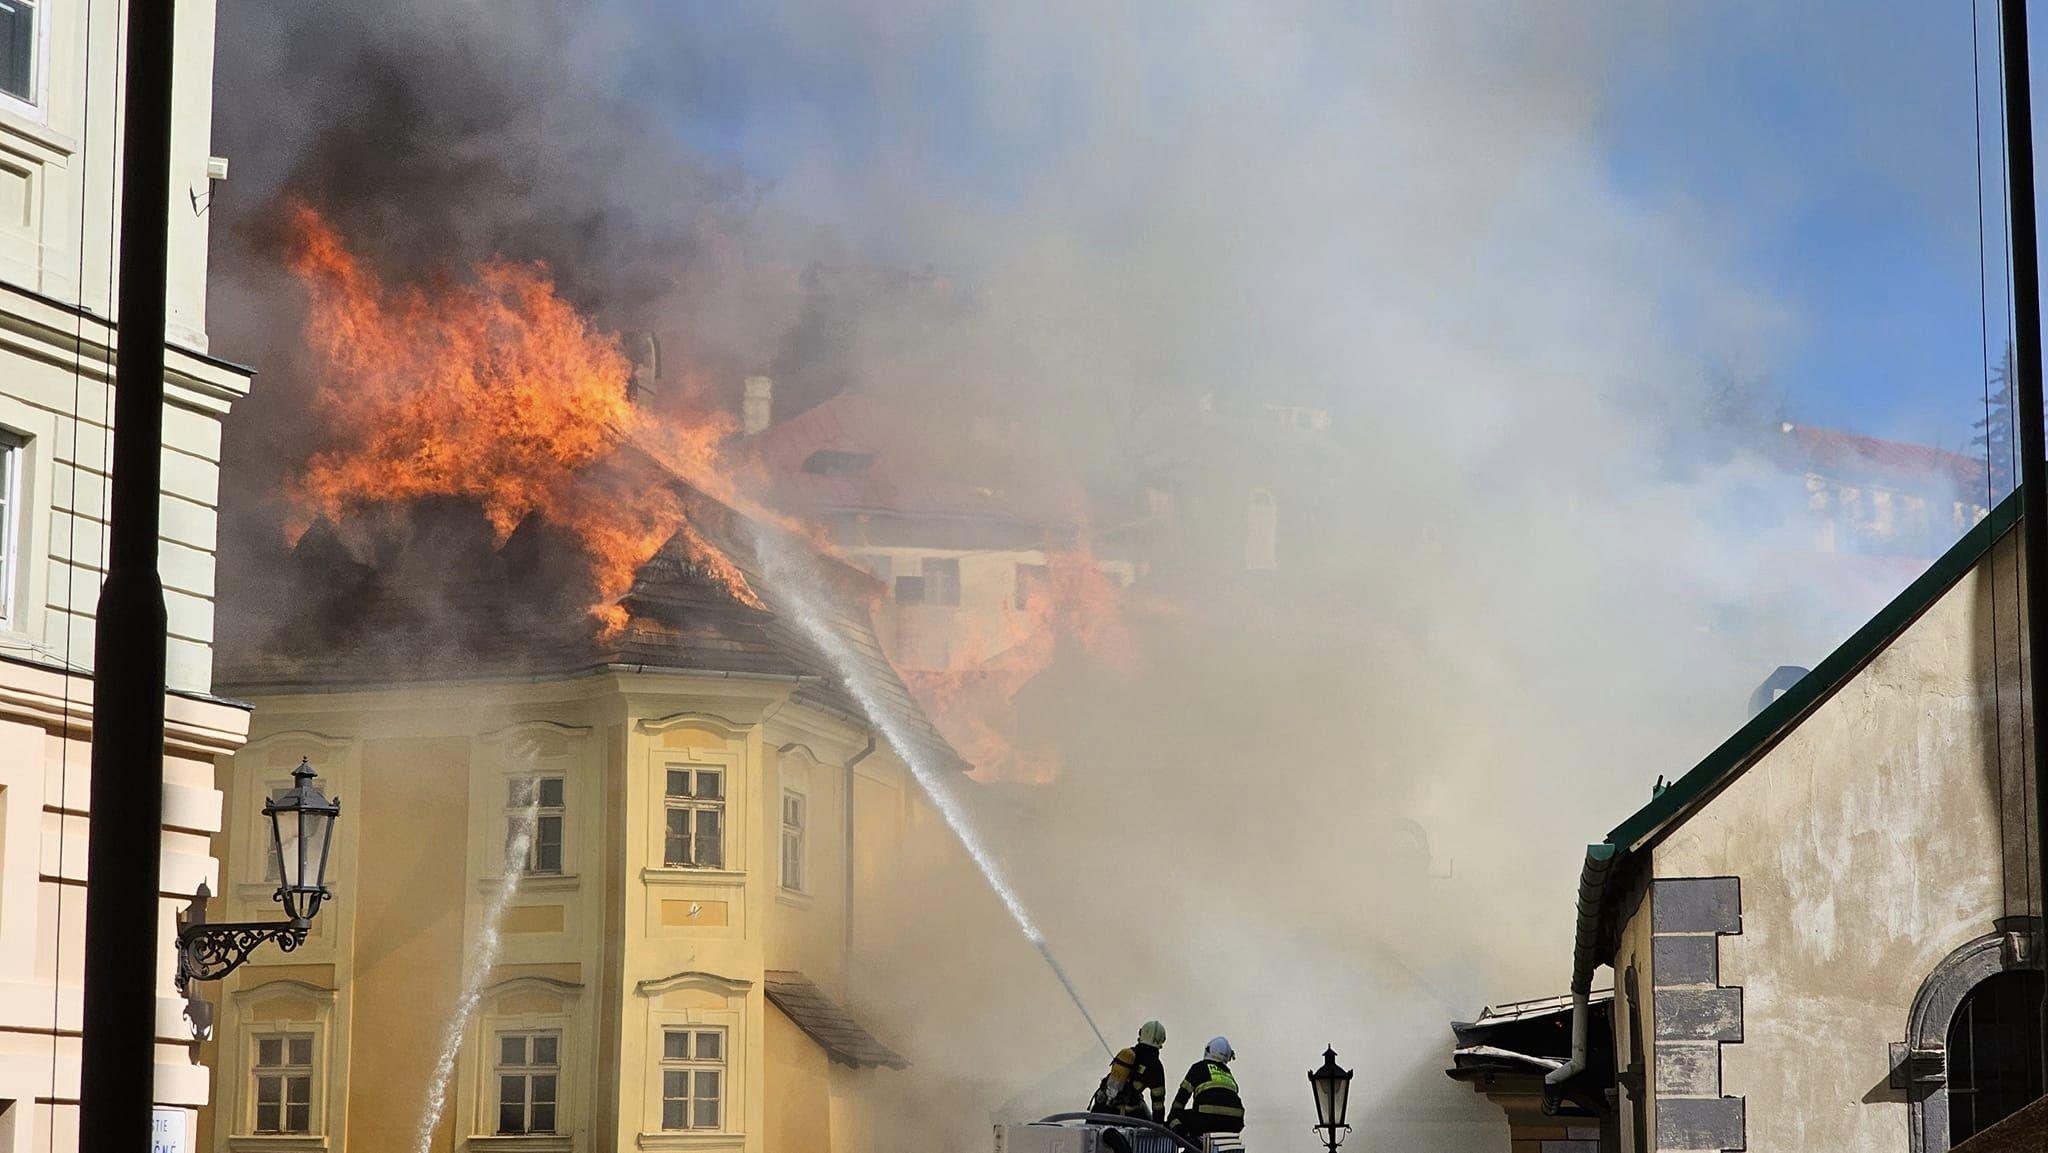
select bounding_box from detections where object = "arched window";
[1947,968,2043,1145]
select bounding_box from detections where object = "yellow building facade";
[201,669,933,1153]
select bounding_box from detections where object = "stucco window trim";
[640,866,746,887]
[1897,918,2043,1153]
[633,1132,746,1151]
[477,872,582,895]
[224,1137,328,1153]
[464,1136,572,1153]
[470,984,582,1142]
[223,981,339,1142]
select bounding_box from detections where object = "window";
[894,574,927,604]
[780,791,806,892]
[0,433,21,625]
[1947,969,2043,1144]
[663,767,724,869]
[920,557,961,606]
[659,1028,724,1131]
[0,1,36,107]
[252,1034,314,1135]
[507,776,565,875]
[495,1031,560,1135]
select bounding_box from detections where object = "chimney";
[743,375,774,435]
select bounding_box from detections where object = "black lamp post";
[175,758,340,1007]
[1309,1045,1353,1153]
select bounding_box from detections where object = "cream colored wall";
[0,659,244,1153]
[855,544,1135,672]
[1611,885,1653,1153]
[765,1003,832,1153]
[211,672,917,1153]
[1650,532,2035,1151]
[0,0,248,696]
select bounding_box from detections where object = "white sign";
[150,1107,187,1153]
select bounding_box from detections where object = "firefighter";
[1091,1020,1169,1121]
[1167,1036,1245,1140]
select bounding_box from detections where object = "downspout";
[1999,0,2048,1086]
[843,731,877,975]
[1546,843,1618,1092]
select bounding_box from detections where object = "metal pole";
[1999,0,2048,1094]
[77,1,176,1150]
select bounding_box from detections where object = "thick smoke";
[209,2,1966,1148]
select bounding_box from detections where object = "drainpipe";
[1546,843,1618,1093]
[843,731,876,975]
[1999,0,2048,1087]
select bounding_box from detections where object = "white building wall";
[0,2,252,1151]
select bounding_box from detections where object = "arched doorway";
[1946,968,2043,1145]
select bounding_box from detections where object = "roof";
[739,391,1087,532]
[217,453,970,775]
[1561,488,2023,993]
[762,970,909,1070]
[1446,990,1612,1094]
[1774,423,1983,494]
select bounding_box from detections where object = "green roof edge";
[1605,486,2023,854]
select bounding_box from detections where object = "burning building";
[197,485,1006,1153]
[0,3,253,1151]
[737,386,1137,783]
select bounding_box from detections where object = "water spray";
[415,780,540,1153]
[753,528,1114,1057]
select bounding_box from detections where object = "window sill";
[465,1136,572,1153]
[775,888,813,910]
[227,1135,328,1153]
[634,1132,744,1151]
[478,873,582,894]
[0,102,75,158]
[640,867,745,887]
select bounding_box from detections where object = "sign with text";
[150,1107,187,1153]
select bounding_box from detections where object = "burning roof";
[220,469,970,776]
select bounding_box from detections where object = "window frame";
[493,1029,562,1136]
[506,774,566,876]
[662,765,726,870]
[250,1030,316,1136]
[0,0,48,122]
[657,1026,727,1132]
[780,790,806,893]
[0,432,23,628]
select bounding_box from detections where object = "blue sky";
[610,2,2035,456]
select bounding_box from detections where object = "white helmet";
[1205,1036,1235,1063]
[1138,1020,1167,1047]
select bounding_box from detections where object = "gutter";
[842,731,877,975]
[1545,842,1619,1089]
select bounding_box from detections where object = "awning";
[763,970,909,1070]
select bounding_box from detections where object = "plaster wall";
[1651,532,2036,1151]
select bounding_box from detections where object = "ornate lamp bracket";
[173,882,312,997]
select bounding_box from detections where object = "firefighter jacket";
[1103,1042,1166,1118]
[1168,1058,1245,1135]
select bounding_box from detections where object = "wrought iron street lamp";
[1308,1045,1353,1153]
[175,758,340,1004]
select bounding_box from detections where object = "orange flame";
[283,203,759,630]
[904,545,1136,783]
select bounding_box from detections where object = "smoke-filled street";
[7,3,2048,1153]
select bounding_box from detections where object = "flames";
[905,546,1136,783]
[283,204,759,630]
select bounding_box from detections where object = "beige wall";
[1646,531,2036,1151]
[206,672,923,1153]
[0,659,245,1153]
